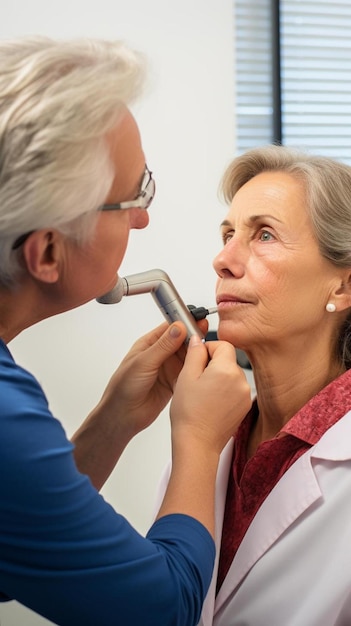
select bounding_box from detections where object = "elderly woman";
[195,145,351,625]
[155,145,351,625]
[0,37,251,626]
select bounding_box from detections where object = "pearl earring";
[326,302,336,313]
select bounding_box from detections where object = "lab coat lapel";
[214,446,323,615]
[200,440,234,626]
[200,411,351,623]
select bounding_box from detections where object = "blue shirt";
[0,339,215,625]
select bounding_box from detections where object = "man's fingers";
[142,322,188,368]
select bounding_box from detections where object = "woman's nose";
[129,207,150,230]
[213,238,246,279]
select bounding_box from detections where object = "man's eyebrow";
[220,214,283,228]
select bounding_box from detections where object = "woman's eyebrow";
[220,214,283,229]
[248,213,284,224]
[220,219,232,228]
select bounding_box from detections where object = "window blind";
[235,0,273,152]
[281,0,351,162]
[235,0,351,164]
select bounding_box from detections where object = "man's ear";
[22,230,60,284]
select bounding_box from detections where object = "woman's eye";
[259,229,274,242]
[223,231,234,245]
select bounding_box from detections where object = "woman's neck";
[246,345,344,456]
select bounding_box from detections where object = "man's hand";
[72,320,207,488]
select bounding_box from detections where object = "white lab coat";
[156,410,351,625]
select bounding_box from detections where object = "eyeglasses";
[12,166,156,250]
[98,165,155,212]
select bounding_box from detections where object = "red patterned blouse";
[217,369,351,592]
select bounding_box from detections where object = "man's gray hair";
[0,36,146,285]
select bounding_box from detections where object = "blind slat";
[235,0,351,164]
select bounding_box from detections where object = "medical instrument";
[97,268,217,342]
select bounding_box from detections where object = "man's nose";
[129,207,150,230]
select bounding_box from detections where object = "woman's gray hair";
[0,36,146,285]
[220,144,351,368]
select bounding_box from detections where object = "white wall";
[0,1,242,623]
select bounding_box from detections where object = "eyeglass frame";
[11,165,155,250]
[97,165,155,212]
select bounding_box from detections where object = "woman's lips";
[216,295,250,308]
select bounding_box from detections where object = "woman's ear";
[333,271,351,312]
[22,230,60,284]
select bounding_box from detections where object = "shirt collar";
[281,369,351,445]
[236,369,351,448]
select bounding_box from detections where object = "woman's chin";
[217,322,247,350]
[217,322,236,344]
